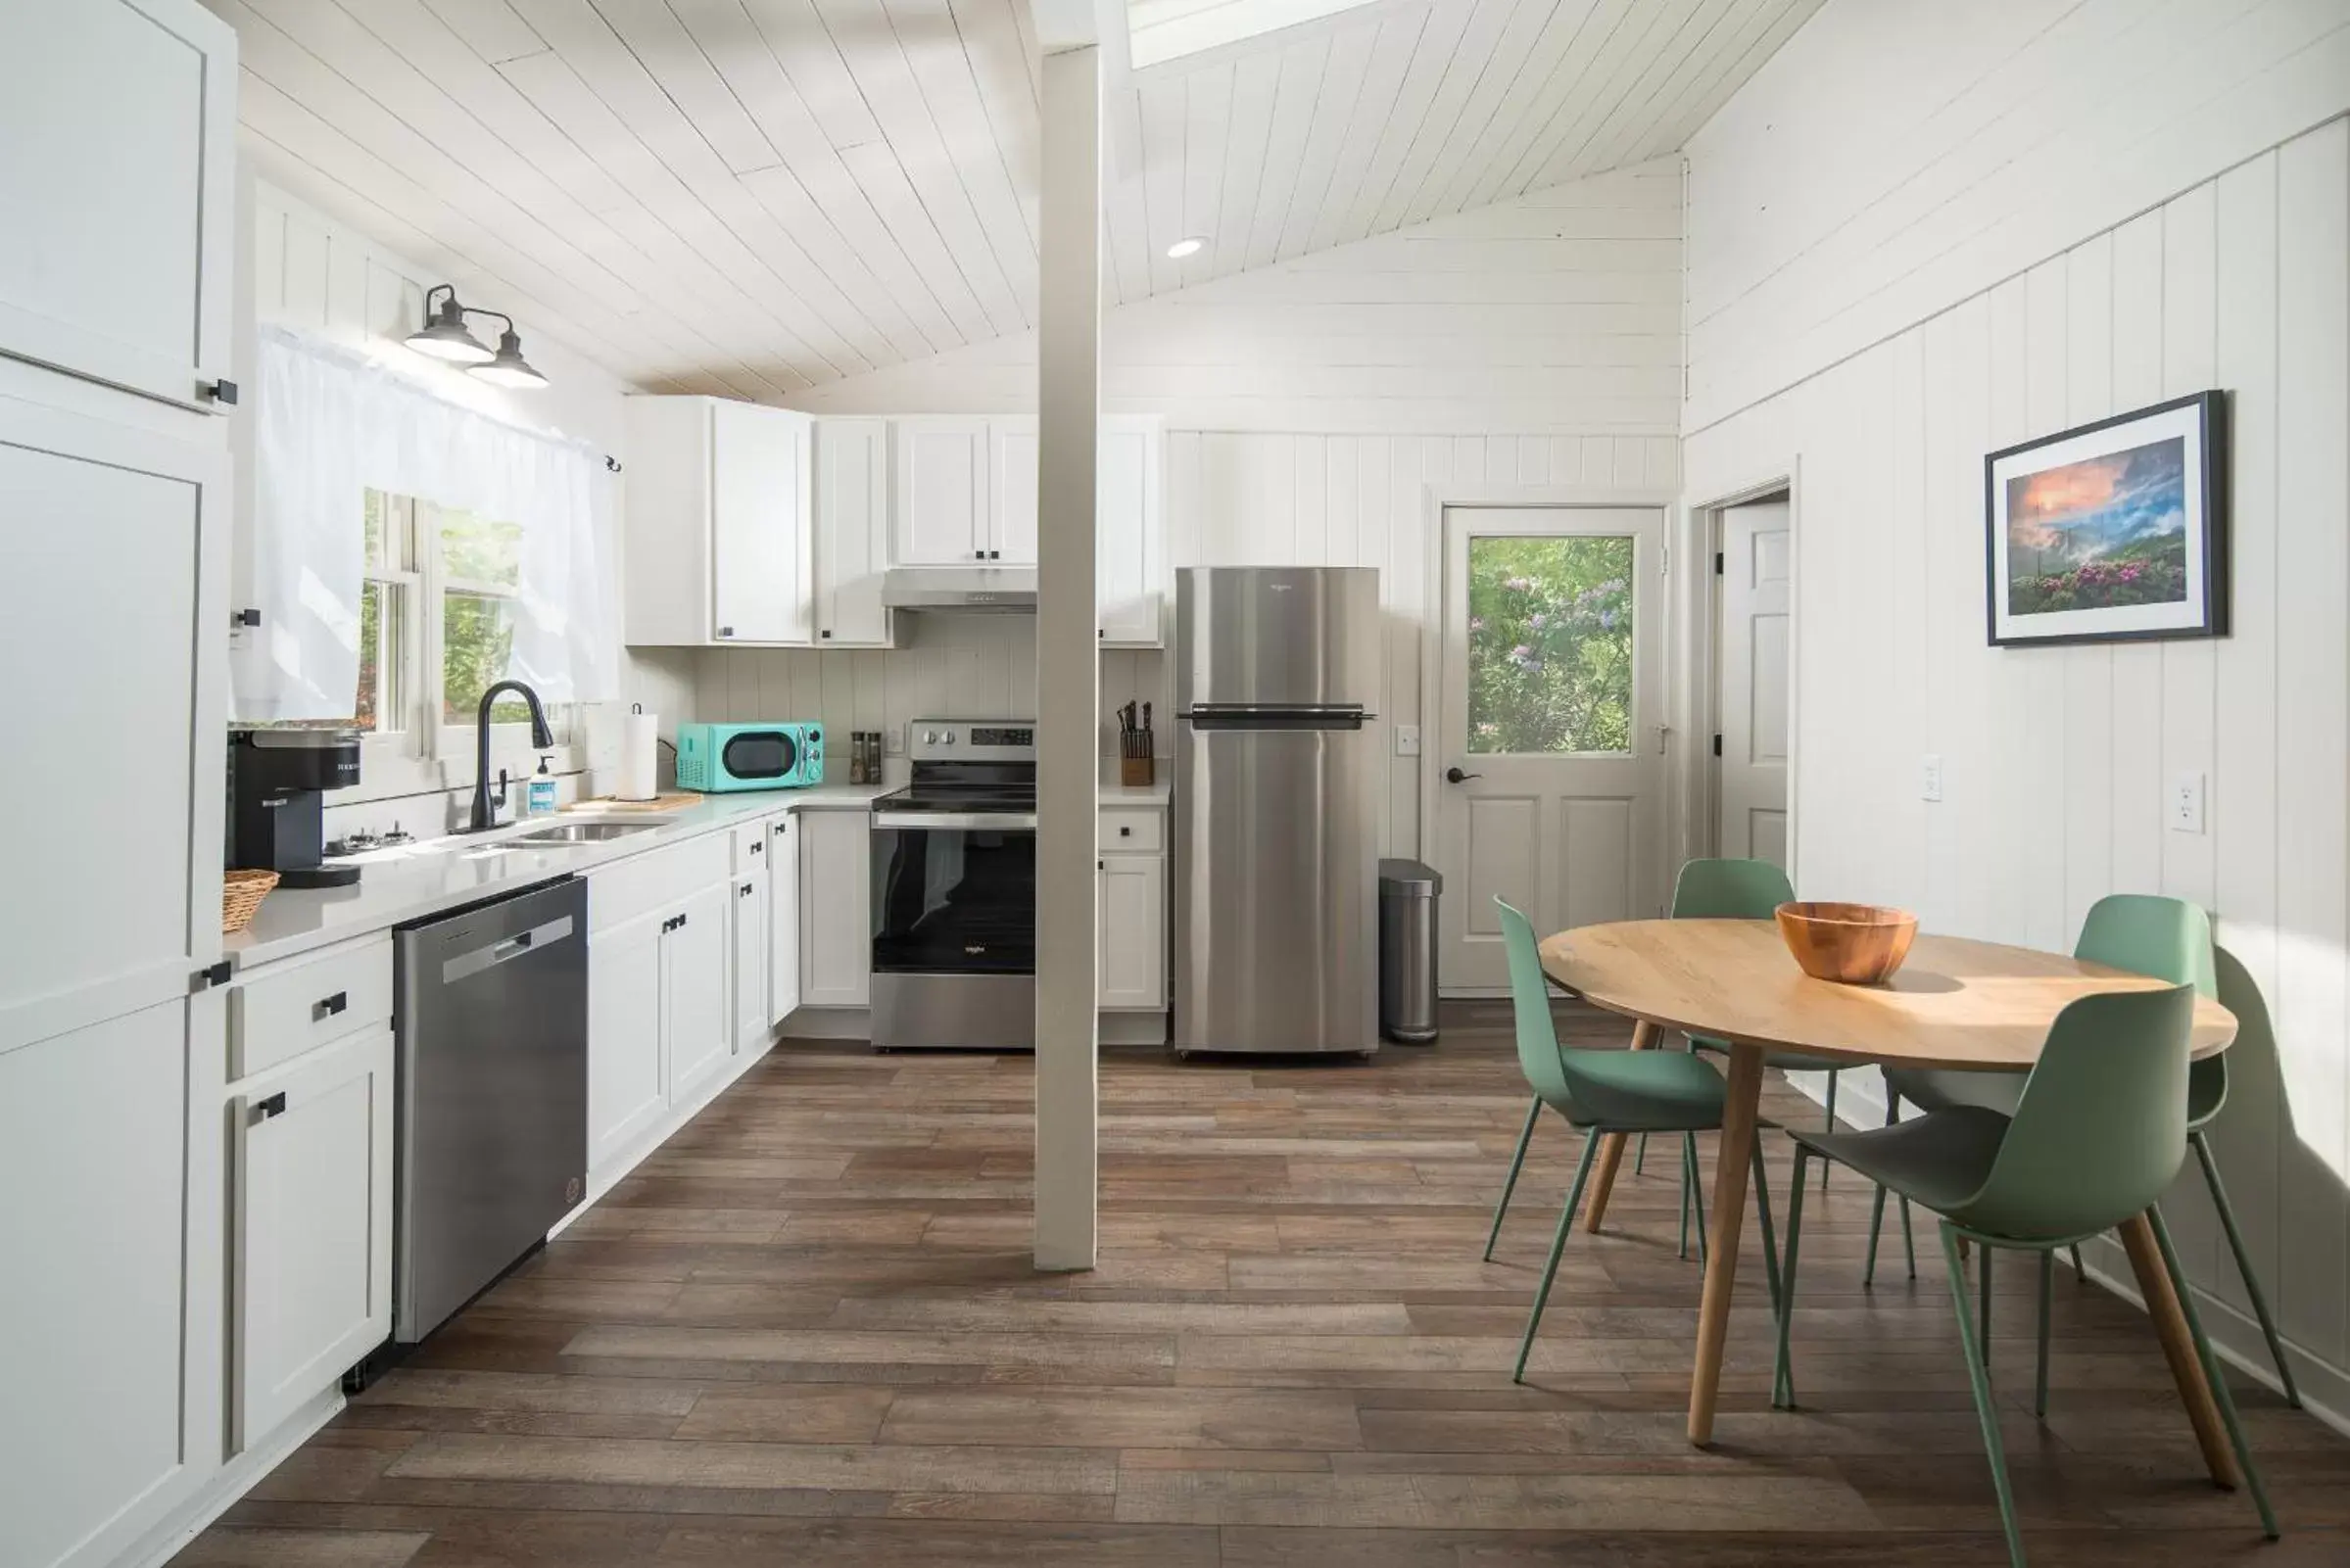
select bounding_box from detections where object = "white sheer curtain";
[232,324,617,721]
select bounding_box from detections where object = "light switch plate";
[1921,754,1943,803]
[1395,725,1421,757]
[2171,771,2205,834]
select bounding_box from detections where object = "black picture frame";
[1984,389,2228,648]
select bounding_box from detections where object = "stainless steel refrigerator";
[1173,566,1382,1056]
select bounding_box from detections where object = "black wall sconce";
[405,285,549,389]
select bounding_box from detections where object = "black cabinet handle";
[1119,826,1131,837]
[749,839,763,856]
[204,378,238,405]
[773,821,788,835]
[717,625,734,639]
[312,991,348,1021]
[675,912,688,929]
[252,1092,286,1123]
[821,629,833,640]
[740,882,754,898]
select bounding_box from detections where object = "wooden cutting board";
[564,792,700,813]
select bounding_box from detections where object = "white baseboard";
[121,1387,341,1568]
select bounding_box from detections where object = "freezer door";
[1173,719,1378,1054]
[1176,566,1381,710]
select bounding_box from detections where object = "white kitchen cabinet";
[0,994,224,1568]
[813,418,892,646]
[891,417,991,565]
[230,1025,393,1452]
[798,810,874,1008]
[587,906,667,1171]
[1097,416,1164,646]
[767,814,804,1023]
[623,395,814,646]
[1098,854,1167,1010]
[662,881,732,1106]
[990,416,1039,565]
[0,0,238,411]
[731,864,768,1055]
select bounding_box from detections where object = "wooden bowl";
[1775,901,1918,985]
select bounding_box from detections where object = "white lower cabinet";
[730,864,768,1054]
[587,906,667,1171]
[766,814,802,1023]
[798,810,873,1008]
[1098,854,1167,1010]
[663,882,732,1103]
[231,1025,393,1451]
[0,994,223,1568]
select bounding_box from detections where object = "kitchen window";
[249,489,570,762]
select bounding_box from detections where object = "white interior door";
[1716,498,1792,869]
[1434,506,1666,991]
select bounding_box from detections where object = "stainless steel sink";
[510,821,661,844]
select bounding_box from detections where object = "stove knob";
[921,730,937,745]
[941,730,957,745]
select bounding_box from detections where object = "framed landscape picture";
[1985,390,2227,646]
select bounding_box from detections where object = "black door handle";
[1445,767,1483,784]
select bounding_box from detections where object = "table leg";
[1689,1041,1763,1447]
[2118,1211,2241,1490]
[1580,1019,1658,1233]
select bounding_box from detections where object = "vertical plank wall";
[1683,119,2350,1423]
[710,162,1688,859]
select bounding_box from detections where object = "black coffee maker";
[229,730,363,888]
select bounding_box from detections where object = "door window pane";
[1467,536,1634,754]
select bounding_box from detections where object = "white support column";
[1032,33,1101,1271]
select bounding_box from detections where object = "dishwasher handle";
[441,913,577,986]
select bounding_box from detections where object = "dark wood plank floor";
[176,1000,2350,1566]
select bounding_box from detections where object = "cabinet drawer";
[231,937,393,1081]
[1098,810,1163,853]
[732,815,782,874]
[587,833,731,932]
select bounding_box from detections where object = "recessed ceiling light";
[1166,236,1207,260]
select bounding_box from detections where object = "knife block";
[1120,753,1155,787]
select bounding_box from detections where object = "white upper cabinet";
[623,396,813,647]
[1097,416,1163,646]
[891,417,992,566]
[0,0,236,411]
[990,417,1039,565]
[812,419,892,646]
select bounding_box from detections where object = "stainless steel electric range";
[869,720,1036,1051]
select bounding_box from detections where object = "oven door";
[870,813,1037,975]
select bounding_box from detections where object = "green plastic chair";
[1862,894,2298,1408]
[1770,984,2276,1568]
[1638,860,1847,1194]
[1482,897,1781,1382]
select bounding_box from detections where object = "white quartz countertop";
[1099,783,1172,805]
[226,784,890,972]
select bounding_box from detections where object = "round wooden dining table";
[1538,918,2243,1484]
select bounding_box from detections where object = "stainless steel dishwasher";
[393,877,588,1343]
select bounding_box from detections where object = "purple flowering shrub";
[1466,537,1635,753]
[2009,533,2187,615]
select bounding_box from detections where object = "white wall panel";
[1683,119,2350,1428]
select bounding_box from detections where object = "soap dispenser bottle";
[527,754,558,817]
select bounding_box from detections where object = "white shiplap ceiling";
[211,0,1818,400]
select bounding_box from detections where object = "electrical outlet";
[885,725,905,756]
[1921,754,1944,803]
[1395,725,1421,758]
[2171,771,2205,834]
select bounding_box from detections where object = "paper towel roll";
[618,710,660,801]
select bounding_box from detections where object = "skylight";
[1127,0,1389,69]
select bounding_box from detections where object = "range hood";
[882,566,1036,614]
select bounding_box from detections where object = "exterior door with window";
[1434,506,1666,991]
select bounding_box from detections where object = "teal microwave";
[675,722,824,792]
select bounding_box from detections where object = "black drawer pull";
[312,991,348,1021]
[750,839,763,855]
[674,912,688,929]
[740,882,754,898]
[252,1092,287,1123]
[1119,826,1131,837]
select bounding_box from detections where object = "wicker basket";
[221,869,280,934]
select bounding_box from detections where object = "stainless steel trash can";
[1378,858,1442,1043]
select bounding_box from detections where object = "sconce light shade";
[468,327,549,389]
[404,290,494,363]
